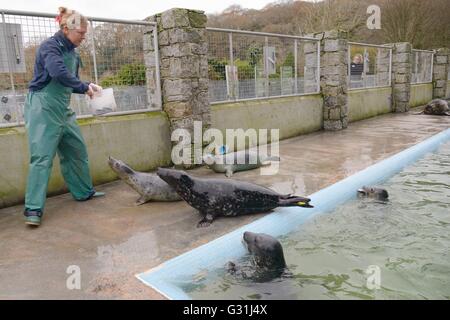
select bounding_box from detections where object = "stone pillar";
[147,8,210,168]
[317,30,349,131]
[432,48,449,99]
[391,42,412,112]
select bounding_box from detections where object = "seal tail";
[278,195,313,208]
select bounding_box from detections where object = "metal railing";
[0,9,161,128]
[206,28,321,104]
[348,42,392,90]
[411,49,434,84]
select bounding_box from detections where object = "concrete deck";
[0,110,449,299]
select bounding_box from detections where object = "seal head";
[357,186,389,201]
[243,231,287,271]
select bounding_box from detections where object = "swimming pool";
[137,128,450,300]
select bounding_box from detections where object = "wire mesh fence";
[0,9,160,127]
[411,49,433,84]
[206,28,320,103]
[348,42,392,89]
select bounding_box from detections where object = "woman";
[24,7,104,226]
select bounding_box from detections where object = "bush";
[100,63,146,87]
[208,59,227,80]
[235,59,254,80]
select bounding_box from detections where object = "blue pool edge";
[136,128,450,300]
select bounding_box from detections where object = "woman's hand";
[89,83,103,92]
[86,86,94,99]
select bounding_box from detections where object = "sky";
[0,0,284,20]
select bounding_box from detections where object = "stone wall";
[316,30,349,130]
[391,42,412,112]
[147,8,210,167]
[432,48,449,98]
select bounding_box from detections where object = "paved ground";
[0,109,449,299]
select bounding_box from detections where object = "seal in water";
[203,149,280,177]
[227,231,290,281]
[357,186,389,201]
[108,157,181,205]
[415,99,450,116]
[156,168,313,227]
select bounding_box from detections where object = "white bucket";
[87,88,117,115]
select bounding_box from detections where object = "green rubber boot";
[24,210,42,226]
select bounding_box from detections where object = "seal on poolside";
[108,157,181,205]
[227,231,290,281]
[156,168,313,227]
[357,186,389,201]
[415,99,450,116]
[203,150,280,177]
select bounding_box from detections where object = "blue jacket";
[28,30,90,93]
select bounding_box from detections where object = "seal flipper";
[135,196,150,206]
[197,213,215,228]
[225,166,234,177]
[278,195,313,208]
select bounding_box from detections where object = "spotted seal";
[415,99,450,116]
[227,231,290,281]
[357,186,389,201]
[108,157,181,205]
[203,149,280,177]
[156,168,313,227]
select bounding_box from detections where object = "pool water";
[185,141,450,300]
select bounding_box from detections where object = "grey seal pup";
[108,157,181,205]
[357,186,389,201]
[203,149,280,177]
[227,231,290,281]
[157,168,313,227]
[415,99,450,116]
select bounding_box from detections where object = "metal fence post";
[264,36,269,97]
[152,25,162,109]
[88,19,99,84]
[430,52,434,83]
[294,39,298,94]
[347,44,352,88]
[1,12,20,126]
[388,48,392,87]
[316,39,320,93]
[228,32,234,101]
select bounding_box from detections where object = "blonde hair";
[56,7,88,30]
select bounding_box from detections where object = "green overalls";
[24,42,94,214]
